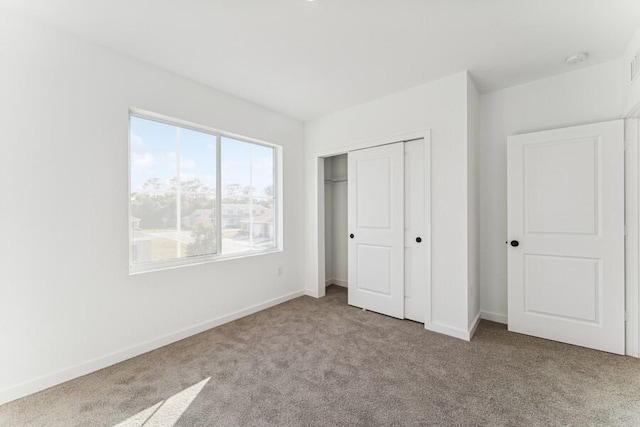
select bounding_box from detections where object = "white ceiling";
[2,0,639,121]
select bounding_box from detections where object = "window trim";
[128,108,282,275]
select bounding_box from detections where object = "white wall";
[324,155,348,286]
[467,75,481,328]
[305,72,476,339]
[0,12,305,404]
[479,60,626,323]
[625,28,640,115]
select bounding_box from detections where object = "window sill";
[129,247,283,275]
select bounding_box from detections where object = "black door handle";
[350,234,354,239]
[416,237,422,243]
[510,240,519,247]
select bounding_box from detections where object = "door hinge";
[625,310,631,322]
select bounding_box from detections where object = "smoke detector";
[565,52,589,65]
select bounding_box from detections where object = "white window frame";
[128,109,283,274]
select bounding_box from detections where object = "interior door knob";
[350,234,354,239]
[510,240,519,247]
[416,237,422,243]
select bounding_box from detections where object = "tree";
[131,178,175,229]
[132,177,218,230]
[187,222,216,256]
[224,183,242,201]
[254,185,274,208]
[242,185,256,197]
[180,178,214,218]
[142,177,164,195]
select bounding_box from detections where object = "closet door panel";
[404,139,427,323]
[348,143,404,318]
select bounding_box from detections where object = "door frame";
[625,109,640,357]
[315,130,432,322]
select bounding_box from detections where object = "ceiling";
[2,0,639,121]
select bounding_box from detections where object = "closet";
[323,139,429,323]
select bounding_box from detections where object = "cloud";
[131,133,146,151]
[181,158,196,171]
[132,152,154,169]
[180,173,196,182]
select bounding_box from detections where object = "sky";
[130,116,274,197]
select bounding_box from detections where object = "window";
[129,112,279,273]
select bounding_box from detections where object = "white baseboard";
[481,311,508,325]
[304,289,319,298]
[0,289,305,406]
[325,279,348,288]
[468,312,481,340]
[426,321,475,342]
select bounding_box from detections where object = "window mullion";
[176,126,182,258]
[274,146,278,250]
[249,144,254,250]
[216,134,222,255]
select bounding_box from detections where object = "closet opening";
[323,154,349,299]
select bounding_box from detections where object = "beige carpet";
[2,285,640,426]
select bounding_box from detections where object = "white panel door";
[348,143,404,318]
[507,120,624,354]
[404,139,427,322]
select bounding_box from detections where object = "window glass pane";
[221,137,275,255]
[179,128,217,258]
[130,116,217,265]
[130,116,180,264]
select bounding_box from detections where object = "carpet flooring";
[2,285,640,426]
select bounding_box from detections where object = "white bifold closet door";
[507,120,624,354]
[347,139,426,321]
[404,139,427,323]
[348,142,405,318]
